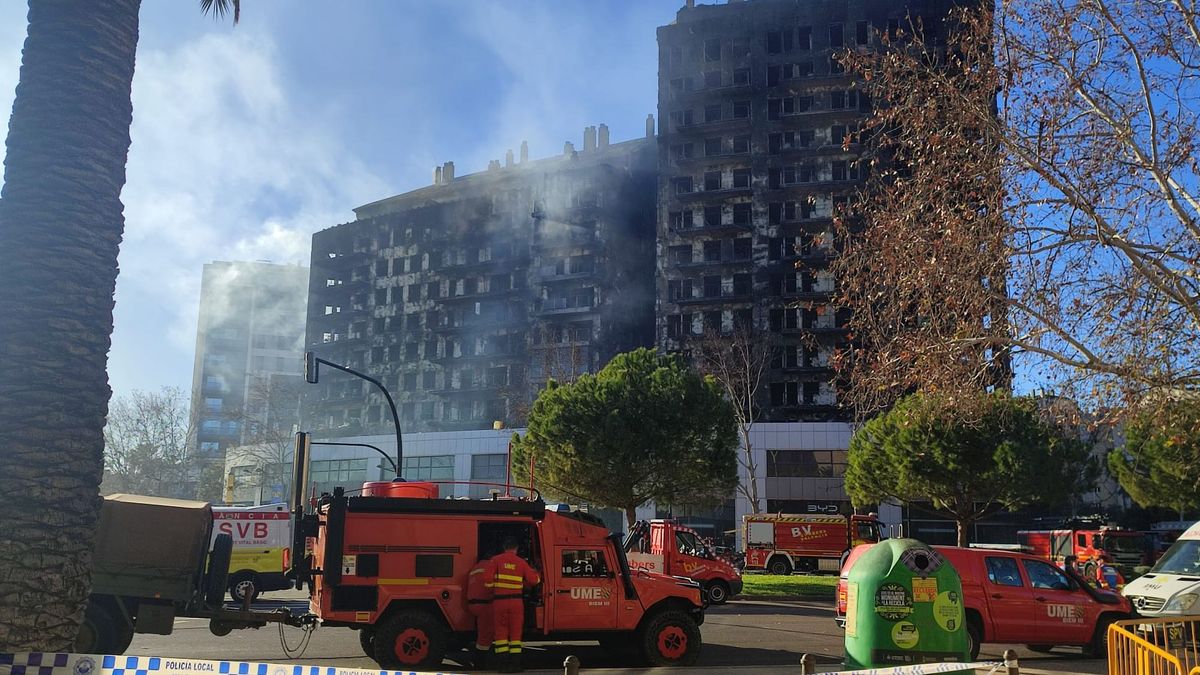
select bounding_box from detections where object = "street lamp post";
[304,351,403,479]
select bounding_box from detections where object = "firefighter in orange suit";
[486,536,540,673]
[466,553,495,668]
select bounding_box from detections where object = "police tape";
[0,654,466,675]
[820,661,1004,675]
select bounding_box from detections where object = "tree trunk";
[742,423,761,514]
[956,518,971,548]
[625,505,638,528]
[0,0,140,652]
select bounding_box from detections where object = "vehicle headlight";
[1165,594,1199,612]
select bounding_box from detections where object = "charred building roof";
[305,128,657,436]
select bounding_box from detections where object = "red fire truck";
[624,520,742,604]
[743,513,884,575]
[287,433,707,669]
[1017,527,1151,579]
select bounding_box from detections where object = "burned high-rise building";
[305,127,657,435]
[656,0,958,423]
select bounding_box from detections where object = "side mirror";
[304,352,319,384]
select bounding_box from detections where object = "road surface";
[124,593,1106,674]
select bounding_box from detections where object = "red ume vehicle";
[836,544,1132,659]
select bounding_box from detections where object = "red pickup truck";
[836,544,1131,659]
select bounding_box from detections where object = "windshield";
[676,530,711,558]
[1151,539,1200,576]
[1101,535,1146,554]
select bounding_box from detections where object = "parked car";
[836,543,1132,659]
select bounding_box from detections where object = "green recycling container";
[844,538,970,669]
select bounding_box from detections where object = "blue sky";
[0,2,679,400]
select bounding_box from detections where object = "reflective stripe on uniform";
[493,583,523,590]
[493,639,510,654]
[469,568,486,576]
[496,573,522,582]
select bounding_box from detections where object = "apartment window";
[424,339,439,358]
[704,171,722,191]
[732,168,751,189]
[674,177,694,194]
[797,25,812,50]
[426,281,439,299]
[803,381,821,404]
[832,160,847,181]
[796,61,814,77]
[669,210,692,230]
[670,245,693,265]
[831,124,847,146]
[672,109,694,127]
[422,371,437,390]
[733,68,751,86]
[732,100,751,119]
[831,91,846,110]
[830,55,845,75]
[856,20,870,45]
[420,401,435,420]
[732,202,752,225]
[705,38,721,61]
[703,275,721,297]
[733,308,752,329]
[669,45,683,68]
[704,70,722,88]
[703,240,723,262]
[670,77,692,93]
[767,64,782,87]
[667,314,683,338]
[672,143,694,160]
[733,135,751,154]
[829,23,844,48]
[767,30,783,54]
[704,103,723,123]
[733,273,752,296]
[705,137,723,156]
[668,279,690,301]
[375,260,389,276]
[733,237,752,260]
[704,311,723,332]
[402,372,417,391]
[704,206,721,228]
[403,455,454,482]
[887,19,901,41]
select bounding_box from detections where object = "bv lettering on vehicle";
[1047,604,1085,624]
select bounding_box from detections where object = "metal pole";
[1003,649,1018,675]
[562,655,580,675]
[313,357,403,475]
[800,653,815,675]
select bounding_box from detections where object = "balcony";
[534,304,596,317]
[672,185,753,204]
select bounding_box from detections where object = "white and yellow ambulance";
[211,503,292,602]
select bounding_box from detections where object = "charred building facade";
[656,0,955,423]
[305,129,657,436]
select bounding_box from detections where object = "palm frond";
[200,0,240,24]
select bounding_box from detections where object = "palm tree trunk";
[0,0,140,652]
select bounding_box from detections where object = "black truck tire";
[229,572,260,604]
[767,557,792,576]
[76,599,128,655]
[206,534,233,607]
[373,609,449,670]
[640,609,702,667]
[966,617,982,661]
[358,628,376,660]
[706,580,730,605]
